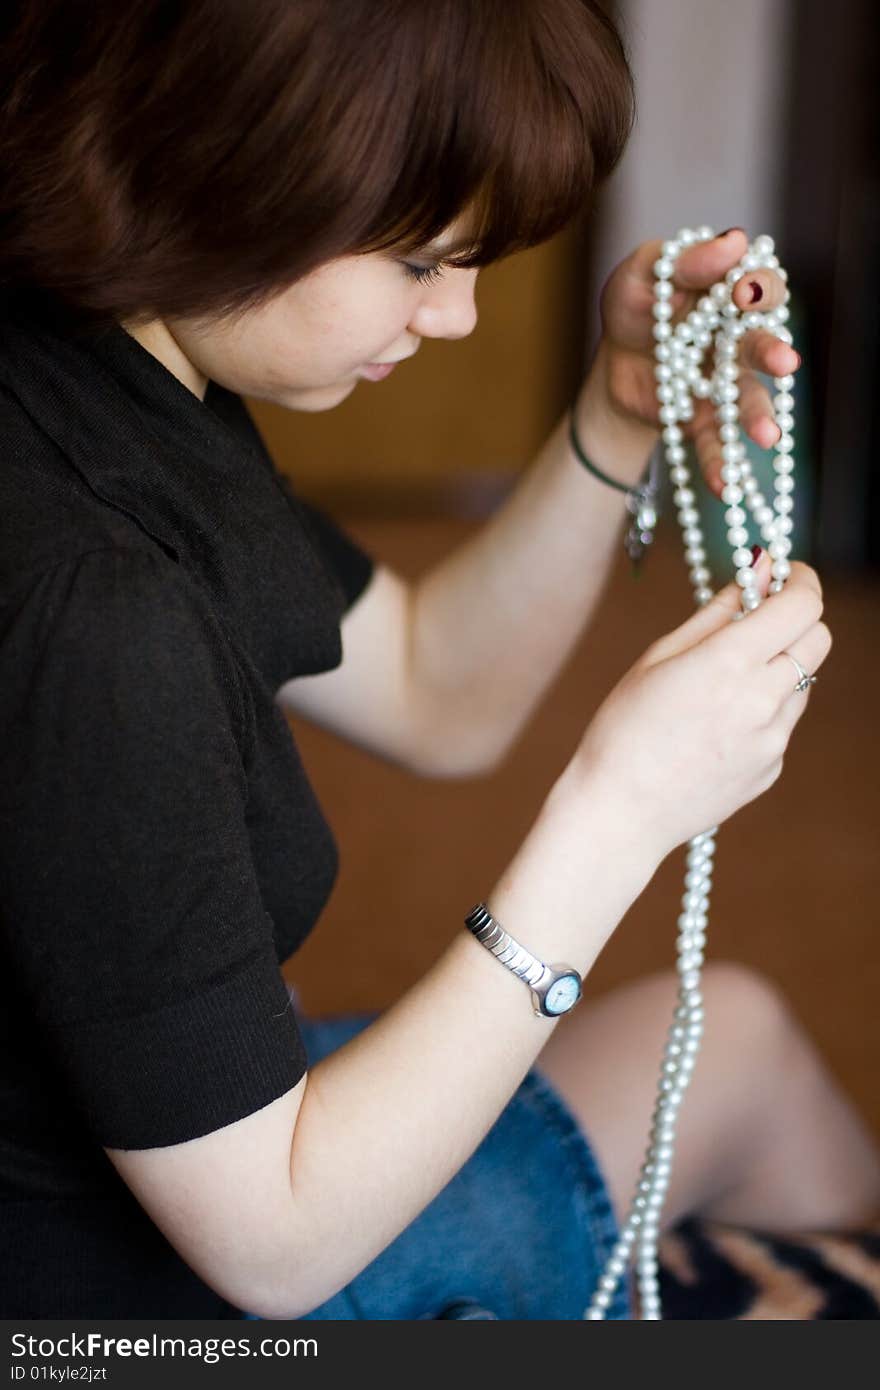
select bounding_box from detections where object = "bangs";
[343,0,635,268]
[0,0,635,324]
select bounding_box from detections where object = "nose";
[410,268,479,342]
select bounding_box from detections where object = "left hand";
[583,228,802,497]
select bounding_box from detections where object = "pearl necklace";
[584,226,796,1320]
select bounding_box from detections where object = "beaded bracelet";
[567,409,663,573]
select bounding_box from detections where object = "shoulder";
[0,544,252,750]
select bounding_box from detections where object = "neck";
[119,316,207,401]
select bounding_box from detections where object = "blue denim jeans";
[243,990,630,1321]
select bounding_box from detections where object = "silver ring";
[783,651,817,694]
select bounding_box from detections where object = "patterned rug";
[657,1215,880,1318]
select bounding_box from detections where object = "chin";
[273,378,357,412]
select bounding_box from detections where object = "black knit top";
[0,289,375,1317]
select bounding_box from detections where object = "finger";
[717,561,824,664]
[691,401,727,494]
[737,330,802,380]
[767,619,832,703]
[691,370,788,492]
[730,270,789,314]
[767,622,832,740]
[647,550,771,663]
[627,227,748,292]
[737,370,780,450]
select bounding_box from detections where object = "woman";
[0,1,876,1321]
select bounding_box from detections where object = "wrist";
[573,342,661,490]
[487,767,661,978]
[548,756,667,874]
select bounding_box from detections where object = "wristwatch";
[464,903,583,1019]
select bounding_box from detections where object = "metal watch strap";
[464,902,548,987]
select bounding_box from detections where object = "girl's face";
[125,221,481,410]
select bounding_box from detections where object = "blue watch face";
[545,974,581,1015]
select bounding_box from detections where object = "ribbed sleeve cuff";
[50,942,307,1150]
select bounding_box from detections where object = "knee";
[701,959,796,1054]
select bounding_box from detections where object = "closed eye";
[403,263,445,286]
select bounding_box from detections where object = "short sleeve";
[0,547,307,1150]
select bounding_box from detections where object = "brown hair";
[0,0,634,328]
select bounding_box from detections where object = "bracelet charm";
[567,410,663,575]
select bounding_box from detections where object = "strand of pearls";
[583,226,796,1321]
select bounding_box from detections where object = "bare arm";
[106,767,658,1319]
[408,353,660,774]
[277,359,657,779]
[274,774,654,1318]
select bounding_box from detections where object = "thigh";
[533,961,789,1234]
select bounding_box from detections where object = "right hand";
[564,553,832,862]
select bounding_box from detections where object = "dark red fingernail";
[718,227,744,238]
[748,280,763,303]
[750,545,762,566]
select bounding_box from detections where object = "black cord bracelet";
[567,408,634,494]
[567,406,665,570]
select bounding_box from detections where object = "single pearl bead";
[769,541,792,562]
[677,227,697,245]
[742,590,761,611]
[732,547,753,569]
[775,473,795,493]
[771,558,791,580]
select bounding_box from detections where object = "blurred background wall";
[247,0,880,1142]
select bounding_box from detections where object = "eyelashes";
[403,262,445,286]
